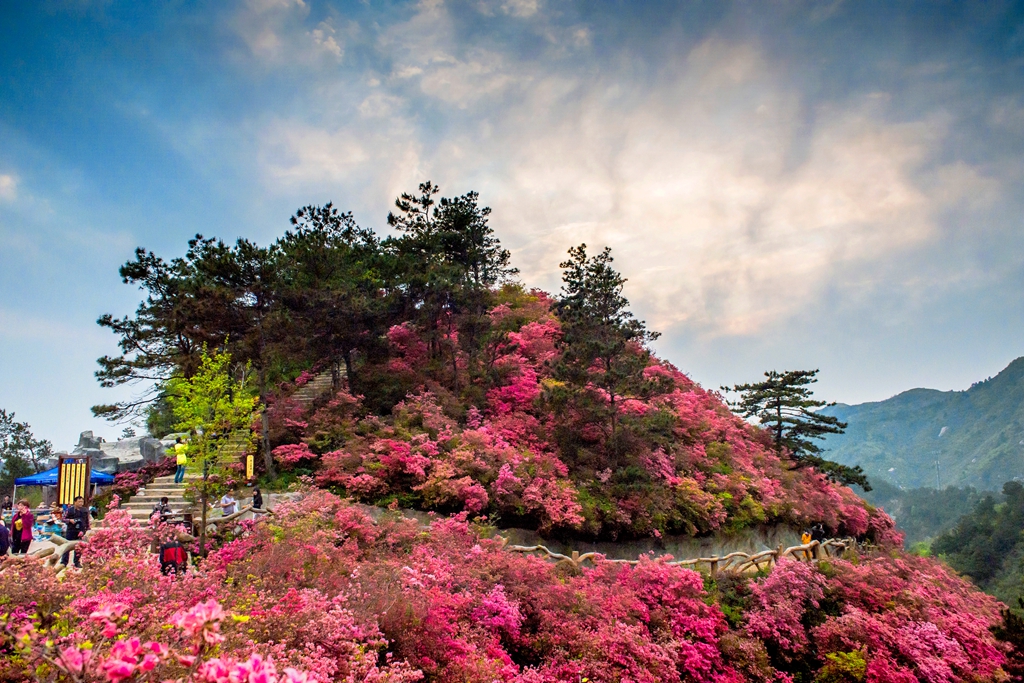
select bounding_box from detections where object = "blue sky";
[2,0,1024,450]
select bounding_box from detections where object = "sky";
[2,0,1024,451]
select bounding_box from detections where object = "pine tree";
[552,244,661,442]
[725,370,870,490]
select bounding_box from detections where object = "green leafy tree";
[182,236,284,478]
[932,481,1024,600]
[725,370,869,489]
[278,203,387,396]
[0,410,52,497]
[387,182,517,391]
[166,347,259,555]
[551,244,661,441]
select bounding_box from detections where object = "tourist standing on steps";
[62,495,90,568]
[174,437,188,484]
[251,488,263,510]
[10,500,33,555]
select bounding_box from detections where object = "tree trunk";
[259,367,275,480]
[199,459,209,557]
[342,349,355,395]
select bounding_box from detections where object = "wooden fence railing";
[498,537,855,574]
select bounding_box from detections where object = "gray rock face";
[96,437,167,472]
[50,432,169,473]
[77,431,104,450]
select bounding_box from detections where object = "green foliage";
[548,244,665,456]
[992,598,1024,683]
[0,409,51,497]
[819,356,1024,490]
[816,650,867,683]
[725,369,868,490]
[855,478,987,545]
[144,393,177,438]
[933,481,1024,609]
[165,346,259,552]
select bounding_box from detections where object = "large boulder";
[97,436,167,472]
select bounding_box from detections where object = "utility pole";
[935,458,940,490]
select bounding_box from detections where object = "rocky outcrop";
[48,431,169,473]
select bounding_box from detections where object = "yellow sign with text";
[246,454,254,480]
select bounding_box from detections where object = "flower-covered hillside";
[0,493,1007,683]
[270,287,893,542]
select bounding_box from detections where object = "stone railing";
[499,536,854,574]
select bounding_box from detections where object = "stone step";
[125,498,189,507]
[124,500,190,509]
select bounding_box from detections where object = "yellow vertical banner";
[58,457,91,505]
[246,454,254,480]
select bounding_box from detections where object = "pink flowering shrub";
[0,489,1006,683]
[744,554,1006,683]
[265,290,897,543]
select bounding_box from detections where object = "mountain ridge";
[821,356,1024,489]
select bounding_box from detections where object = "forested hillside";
[855,480,988,546]
[933,481,1024,612]
[821,356,1024,489]
[7,183,1001,683]
[97,183,892,542]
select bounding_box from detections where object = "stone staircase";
[117,370,337,524]
[291,369,337,407]
[122,474,196,522]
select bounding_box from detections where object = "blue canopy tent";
[13,467,115,505]
[15,468,115,486]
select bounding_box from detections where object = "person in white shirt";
[218,493,237,516]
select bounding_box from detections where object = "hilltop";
[820,356,1024,490]
[22,185,1009,683]
[95,186,892,544]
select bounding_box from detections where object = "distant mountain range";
[820,357,1024,490]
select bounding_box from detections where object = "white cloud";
[0,174,17,202]
[246,7,1004,340]
[231,0,345,64]
[502,0,540,18]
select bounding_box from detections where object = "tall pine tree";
[551,245,661,444]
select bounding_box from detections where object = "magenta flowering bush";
[0,490,1006,683]
[264,289,896,542]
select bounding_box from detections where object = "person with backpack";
[158,535,188,575]
[62,495,90,568]
[10,500,33,555]
[173,437,188,484]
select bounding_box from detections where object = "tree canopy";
[725,369,869,490]
[0,409,51,496]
